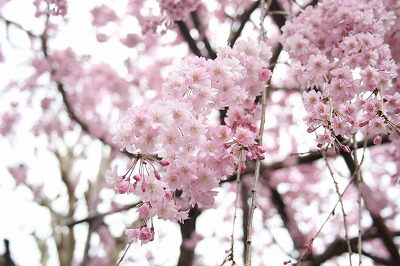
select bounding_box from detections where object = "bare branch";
[65,202,141,227]
[190,10,217,59]
[175,20,202,57]
[228,1,260,47]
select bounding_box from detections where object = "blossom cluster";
[43,0,68,16]
[281,0,399,150]
[106,38,272,244]
[158,0,200,21]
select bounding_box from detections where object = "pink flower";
[105,165,121,184]
[137,203,150,218]
[235,127,257,147]
[373,135,382,145]
[258,69,271,81]
[138,225,154,244]
[116,180,130,194]
[125,228,140,243]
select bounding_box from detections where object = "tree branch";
[177,206,201,266]
[228,1,260,47]
[309,229,400,265]
[190,10,217,59]
[65,202,140,227]
[175,20,203,57]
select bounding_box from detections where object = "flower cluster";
[281,0,399,150]
[107,38,272,244]
[158,0,200,21]
[44,0,68,16]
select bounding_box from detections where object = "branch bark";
[309,229,400,266]
[177,206,202,266]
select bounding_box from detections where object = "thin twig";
[245,1,269,264]
[66,202,140,227]
[117,243,132,266]
[293,175,356,265]
[227,149,244,265]
[352,135,363,265]
[322,151,352,266]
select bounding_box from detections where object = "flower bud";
[359,120,369,127]
[246,151,253,159]
[307,127,315,133]
[373,135,382,145]
[133,174,142,181]
[165,191,173,201]
[241,164,246,174]
[154,170,161,180]
[257,145,267,153]
[117,180,130,194]
[160,160,170,166]
[342,145,351,153]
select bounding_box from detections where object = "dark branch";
[190,11,217,59]
[309,229,400,265]
[176,20,203,57]
[228,1,260,47]
[65,202,140,227]
[177,206,202,266]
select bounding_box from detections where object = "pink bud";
[307,127,315,133]
[160,160,170,166]
[246,151,253,159]
[258,68,271,82]
[373,135,382,145]
[342,145,351,153]
[141,183,146,192]
[133,174,142,181]
[137,203,150,218]
[165,191,172,201]
[307,247,313,255]
[249,124,258,132]
[257,145,267,153]
[154,170,161,180]
[116,180,130,194]
[149,227,155,241]
[359,120,369,127]
[394,108,400,115]
[241,164,246,174]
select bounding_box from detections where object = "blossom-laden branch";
[245,1,271,264]
[110,38,272,246]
